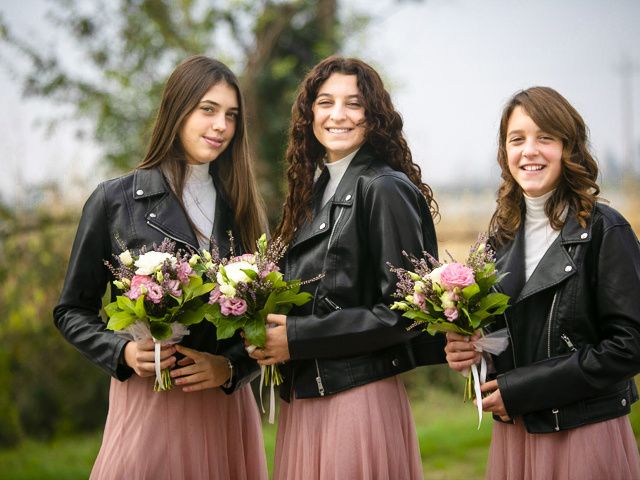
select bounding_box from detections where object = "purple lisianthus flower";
[208,287,222,305]
[413,291,426,309]
[126,275,153,300]
[164,279,182,297]
[176,261,193,284]
[145,282,164,304]
[220,297,248,316]
[444,307,459,322]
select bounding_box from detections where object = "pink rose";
[209,287,222,305]
[176,261,193,284]
[220,297,248,316]
[439,263,475,289]
[444,307,459,322]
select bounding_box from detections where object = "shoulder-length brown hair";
[276,55,438,243]
[489,86,600,246]
[138,55,266,250]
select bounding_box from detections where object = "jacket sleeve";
[497,223,640,416]
[287,174,438,360]
[53,184,133,380]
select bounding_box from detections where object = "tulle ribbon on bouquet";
[464,328,509,429]
[115,321,190,391]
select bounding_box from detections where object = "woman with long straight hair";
[54,55,268,479]
[445,86,640,479]
[250,56,444,479]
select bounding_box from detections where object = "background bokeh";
[1,1,638,478]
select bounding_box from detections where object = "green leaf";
[243,317,266,347]
[216,316,246,340]
[241,268,258,281]
[116,295,137,314]
[150,322,172,341]
[134,295,146,318]
[461,283,480,301]
[190,282,215,298]
[106,311,137,331]
[178,302,210,326]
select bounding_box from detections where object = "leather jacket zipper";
[546,246,574,358]
[146,220,198,251]
[310,205,345,397]
[546,292,559,358]
[560,333,577,352]
[552,408,560,431]
[323,296,342,310]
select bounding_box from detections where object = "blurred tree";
[0,0,351,219]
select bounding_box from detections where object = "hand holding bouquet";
[194,233,313,422]
[389,234,510,427]
[104,239,215,391]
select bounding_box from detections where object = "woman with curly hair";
[248,56,444,479]
[445,86,640,479]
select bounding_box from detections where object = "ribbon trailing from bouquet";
[258,365,277,424]
[470,328,510,429]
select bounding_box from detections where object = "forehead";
[507,106,539,131]
[317,73,360,96]
[200,81,239,108]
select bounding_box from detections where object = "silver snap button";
[391,358,399,367]
[622,398,627,407]
[136,189,144,195]
[564,265,573,272]
[319,222,326,230]
[345,194,352,201]
[580,232,588,239]
[149,213,157,218]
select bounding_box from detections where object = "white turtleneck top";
[523,190,566,280]
[320,148,360,207]
[182,163,217,250]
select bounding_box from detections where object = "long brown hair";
[276,55,438,243]
[489,86,600,246]
[138,55,266,250]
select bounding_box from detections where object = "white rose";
[119,250,133,266]
[428,265,446,287]
[134,251,175,275]
[219,261,258,286]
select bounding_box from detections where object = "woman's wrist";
[222,357,234,388]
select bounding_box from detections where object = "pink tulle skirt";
[90,375,267,480]
[273,376,423,480]
[486,415,640,480]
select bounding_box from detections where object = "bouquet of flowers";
[389,234,510,427]
[194,233,313,422]
[104,239,215,391]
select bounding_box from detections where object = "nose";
[329,102,347,122]
[522,141,538,158]
[211,112,227,132]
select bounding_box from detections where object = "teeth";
[328,128,350,133]
[523,165,544,171]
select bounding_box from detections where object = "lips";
[203,136,224,148]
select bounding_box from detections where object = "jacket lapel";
[133,168,199,251]
[496,226,527,301]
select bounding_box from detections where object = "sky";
[1,0,639,205]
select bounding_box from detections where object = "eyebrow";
[200,100,239,111]
[316,93,361,99]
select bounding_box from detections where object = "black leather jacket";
[53,167,258,392]
[280,145,446,402]
[490,203,640,433]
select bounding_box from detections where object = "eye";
[316,99,333,106]
[347,102,362,108]
[508,136,523,144]
[226,111,238,120]
[201,106,215,113]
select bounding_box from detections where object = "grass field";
[1,373,638,480]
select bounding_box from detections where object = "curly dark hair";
[489,86,600,246]
[276,56,438,243]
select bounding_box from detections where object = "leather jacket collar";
[132,167,234,256]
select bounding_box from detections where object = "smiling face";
[179,81,239,165]
[506,106,564,197]
[312,73,367,163]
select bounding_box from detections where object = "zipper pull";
[560,333,577,352]
[315,376,325,396]
[552,408,560,431]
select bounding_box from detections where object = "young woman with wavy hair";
[54,56,267,479]
[249,56,443,479]
[446,87,640,479]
